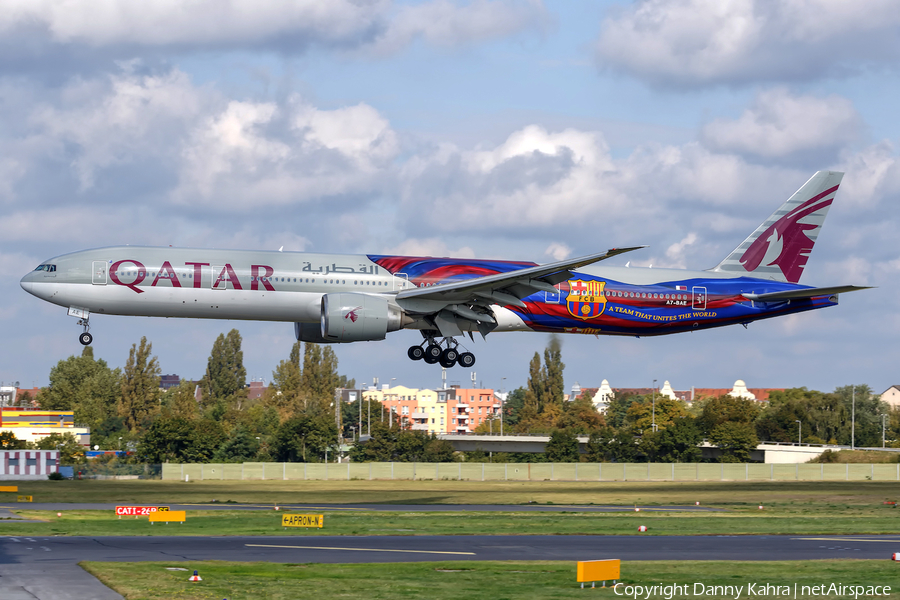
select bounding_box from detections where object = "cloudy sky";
[3,0,899,396]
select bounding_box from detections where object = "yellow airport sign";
[577,559,620,584]
[149,510,185,523]
[17,495,33,502]
[282,514,324,528]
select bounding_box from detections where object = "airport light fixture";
[882,414,887,449]
[651,379,657,432]
[795,420,802,445]
[851,386,856,450]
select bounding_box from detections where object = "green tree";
[542,335,565,410]
[213,425,261,462]
[34,432,85,465]
[199,329,247,409]
[0,431,25,449]
[36,346,121,430]
[627,396,689,433]
[118,336,161,431]
[556,395,605,433]
[349,421,399,462]
[160,380,200,420]
[709,422,758,462]
[270,341,303,415]
[647,416,702,462]
[698,395,760,436]
[272,414,337,462]
[299,343,341,415]
[834,384,886,447]
[503,387,527,427]
[604,393,640,429]
[138,416,224,463]
[545,429,579,462]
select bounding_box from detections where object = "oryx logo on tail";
[566,279,607,320]
[712,171,843,283]
[739,187,837,283]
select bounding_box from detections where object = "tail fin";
[711,170,843,283]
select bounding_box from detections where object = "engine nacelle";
[294,322,334,344]
[320,293,404,342]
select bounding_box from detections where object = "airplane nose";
[20,272,33,294]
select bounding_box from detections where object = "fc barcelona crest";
[566,279,607,320]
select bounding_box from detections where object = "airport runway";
[2,502,724,513]
[3,533,899,565]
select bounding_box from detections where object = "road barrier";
[161,462,900,482]
[0,485,18,492]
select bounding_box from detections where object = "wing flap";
[742,285,872,302]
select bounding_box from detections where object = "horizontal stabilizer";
[742,285,872,302]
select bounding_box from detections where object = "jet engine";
[319,293,406,342]
[294,322,332,344]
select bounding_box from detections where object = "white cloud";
[0,0,546,59]
[544,242,571,261]
[595,0,900,87]
[28,68,204,190]
[370,0,550,55]
[293,103,398,169]
[663,233,698,268]
[701,88,862,160]
[383,238,476,258]
[174,97,400,208]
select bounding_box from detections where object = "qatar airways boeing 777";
[21,171,869,368]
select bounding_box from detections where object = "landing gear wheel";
[408,345,425,361]
[440,358,456,368]
[440,347,459,365]
[457,352,476,368]
[79,332,93,346]
[424,344,442,360]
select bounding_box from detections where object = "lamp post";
[851,386,856,450]
[795,420,802,445]
[500,377,506,436]
[651,379,657,432]
[881,414,887,449]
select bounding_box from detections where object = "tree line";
[1,330,356,464]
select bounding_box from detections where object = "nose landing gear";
[77,318,92,346]
[407,334,475,368]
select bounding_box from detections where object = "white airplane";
[21,171,868,368]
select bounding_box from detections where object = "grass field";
[5,478,900,507]
[81,560,899,600]
[3,506,899,537]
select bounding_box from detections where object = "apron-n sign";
[282,514,324,528]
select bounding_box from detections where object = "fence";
[161,462,900,482]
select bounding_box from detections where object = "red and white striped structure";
[0,450,59,480]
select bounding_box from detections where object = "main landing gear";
[408,335,475,368]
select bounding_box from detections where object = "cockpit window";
[33,264,57,272]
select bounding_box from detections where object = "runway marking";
[792,537,900,543]
[246,544,475,556]
[183,504,369,511]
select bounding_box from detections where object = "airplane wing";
[394,246,645,337]
[742,285,872,302]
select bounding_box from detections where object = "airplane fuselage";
[20,246,837,339]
